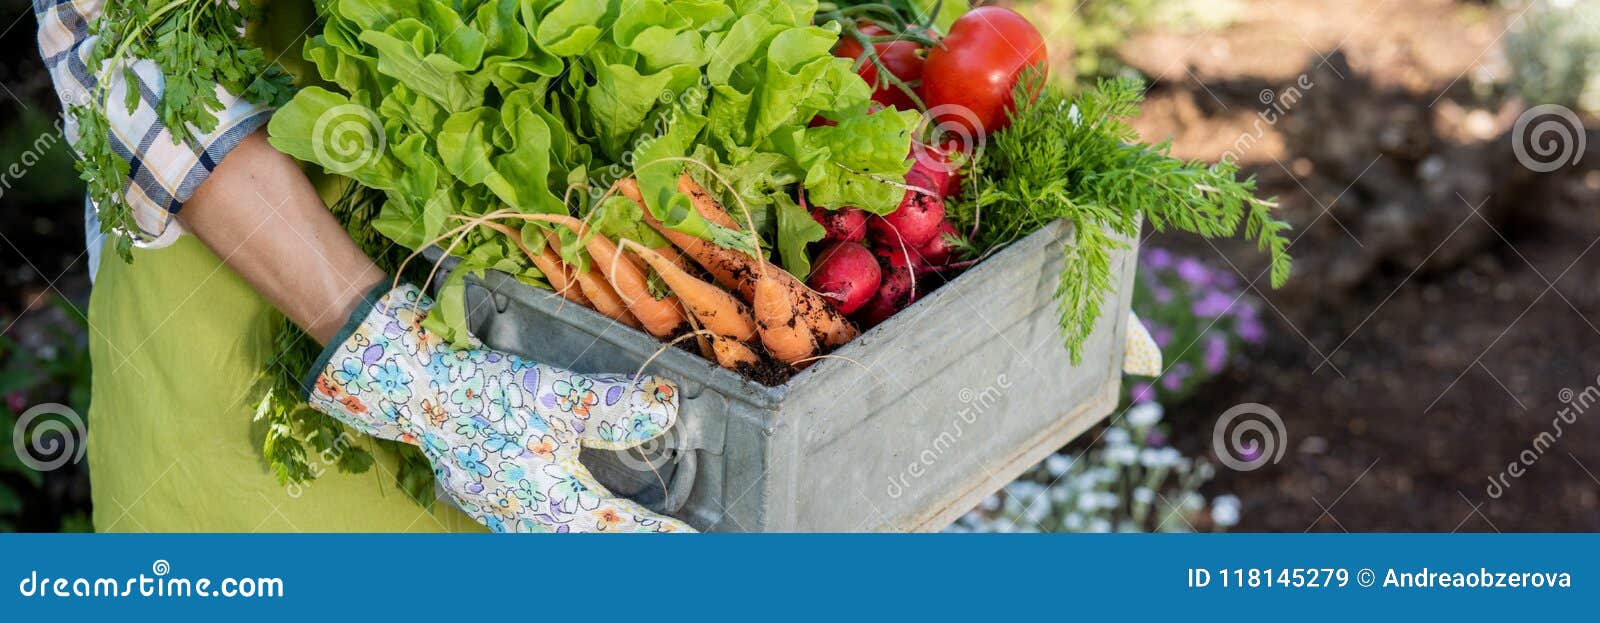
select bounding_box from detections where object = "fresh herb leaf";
[950,75,1292,363]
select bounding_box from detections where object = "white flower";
[1064,513,1086,531]
[1157,447,1182,466]
[1138,448,1162,467]
[1107,445,1138,465]
[1088,518,1112,533]
[1133,486,1155,505]
[978,495,1001,512]
[1105,428,1132,446]
[1127,402,1163,427]
[994,518,1017,533]
[1116,520,1142,533]
[1023,502,1050,525]
[1212,494,1242,528]
[1182,492,1206,512]
[1045,454,1073,476]
[1077,494,1100,512]
[1050,485,1072,504]
[1007,481,1044,502]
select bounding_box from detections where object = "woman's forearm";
[179,130,387,345]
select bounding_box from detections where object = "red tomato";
[919,6,1048,137]
[832,25,927,111]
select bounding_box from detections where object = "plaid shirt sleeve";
[35,0,274,249]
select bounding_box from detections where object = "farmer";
[35,3,690,533]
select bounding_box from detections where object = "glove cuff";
[298,280,413,402]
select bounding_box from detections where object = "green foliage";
[0,299,94,532]
[948,75,1290,363]
[254,181,436,508]
[1505,0,1600,114]
[72,0,295,261]
[0,109,83,204]
[269,0,918,285]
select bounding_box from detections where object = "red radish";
[868,181,946,249]
[872,239,918,269]
[855,262,918,327]
[807,242,881,315]
[811,205,868,246]
[909,144,960,197]
[915,220,961,266]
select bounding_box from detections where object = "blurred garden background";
[4,0,1600,532]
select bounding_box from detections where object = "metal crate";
[426,218,1137,531]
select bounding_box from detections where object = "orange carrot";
[710,336,760,369]
[617,178,860,348]
[475,220,590,306]
[493,214,687,338]
[625,241,756,342]
[752,274,818,366]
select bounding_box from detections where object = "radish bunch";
[807,144,966,328]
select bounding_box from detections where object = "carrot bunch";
[469,175,859,377]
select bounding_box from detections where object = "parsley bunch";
[949,76,1291,363]
[71,0,294,260]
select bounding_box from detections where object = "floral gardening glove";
[304,283,693,533]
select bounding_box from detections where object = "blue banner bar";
[1,534,1591,620]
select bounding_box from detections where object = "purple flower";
[1152,285,1174,304]
[1191,290,1234,319]
[1176,258,1210,285]
[1161,362,1192,391]
[1152,326,1173,349]
[1130,382,1155,403]
[1145,248,1173,269]
[1203,334,1229,374]
[5,392,25,413]
[1236,315,1266,344]
[1146,428,1168,447]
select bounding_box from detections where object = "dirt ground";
[1120,0,1600,531]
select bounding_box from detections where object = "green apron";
[86,1,483,532]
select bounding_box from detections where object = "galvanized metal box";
[428,219,1137,532]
